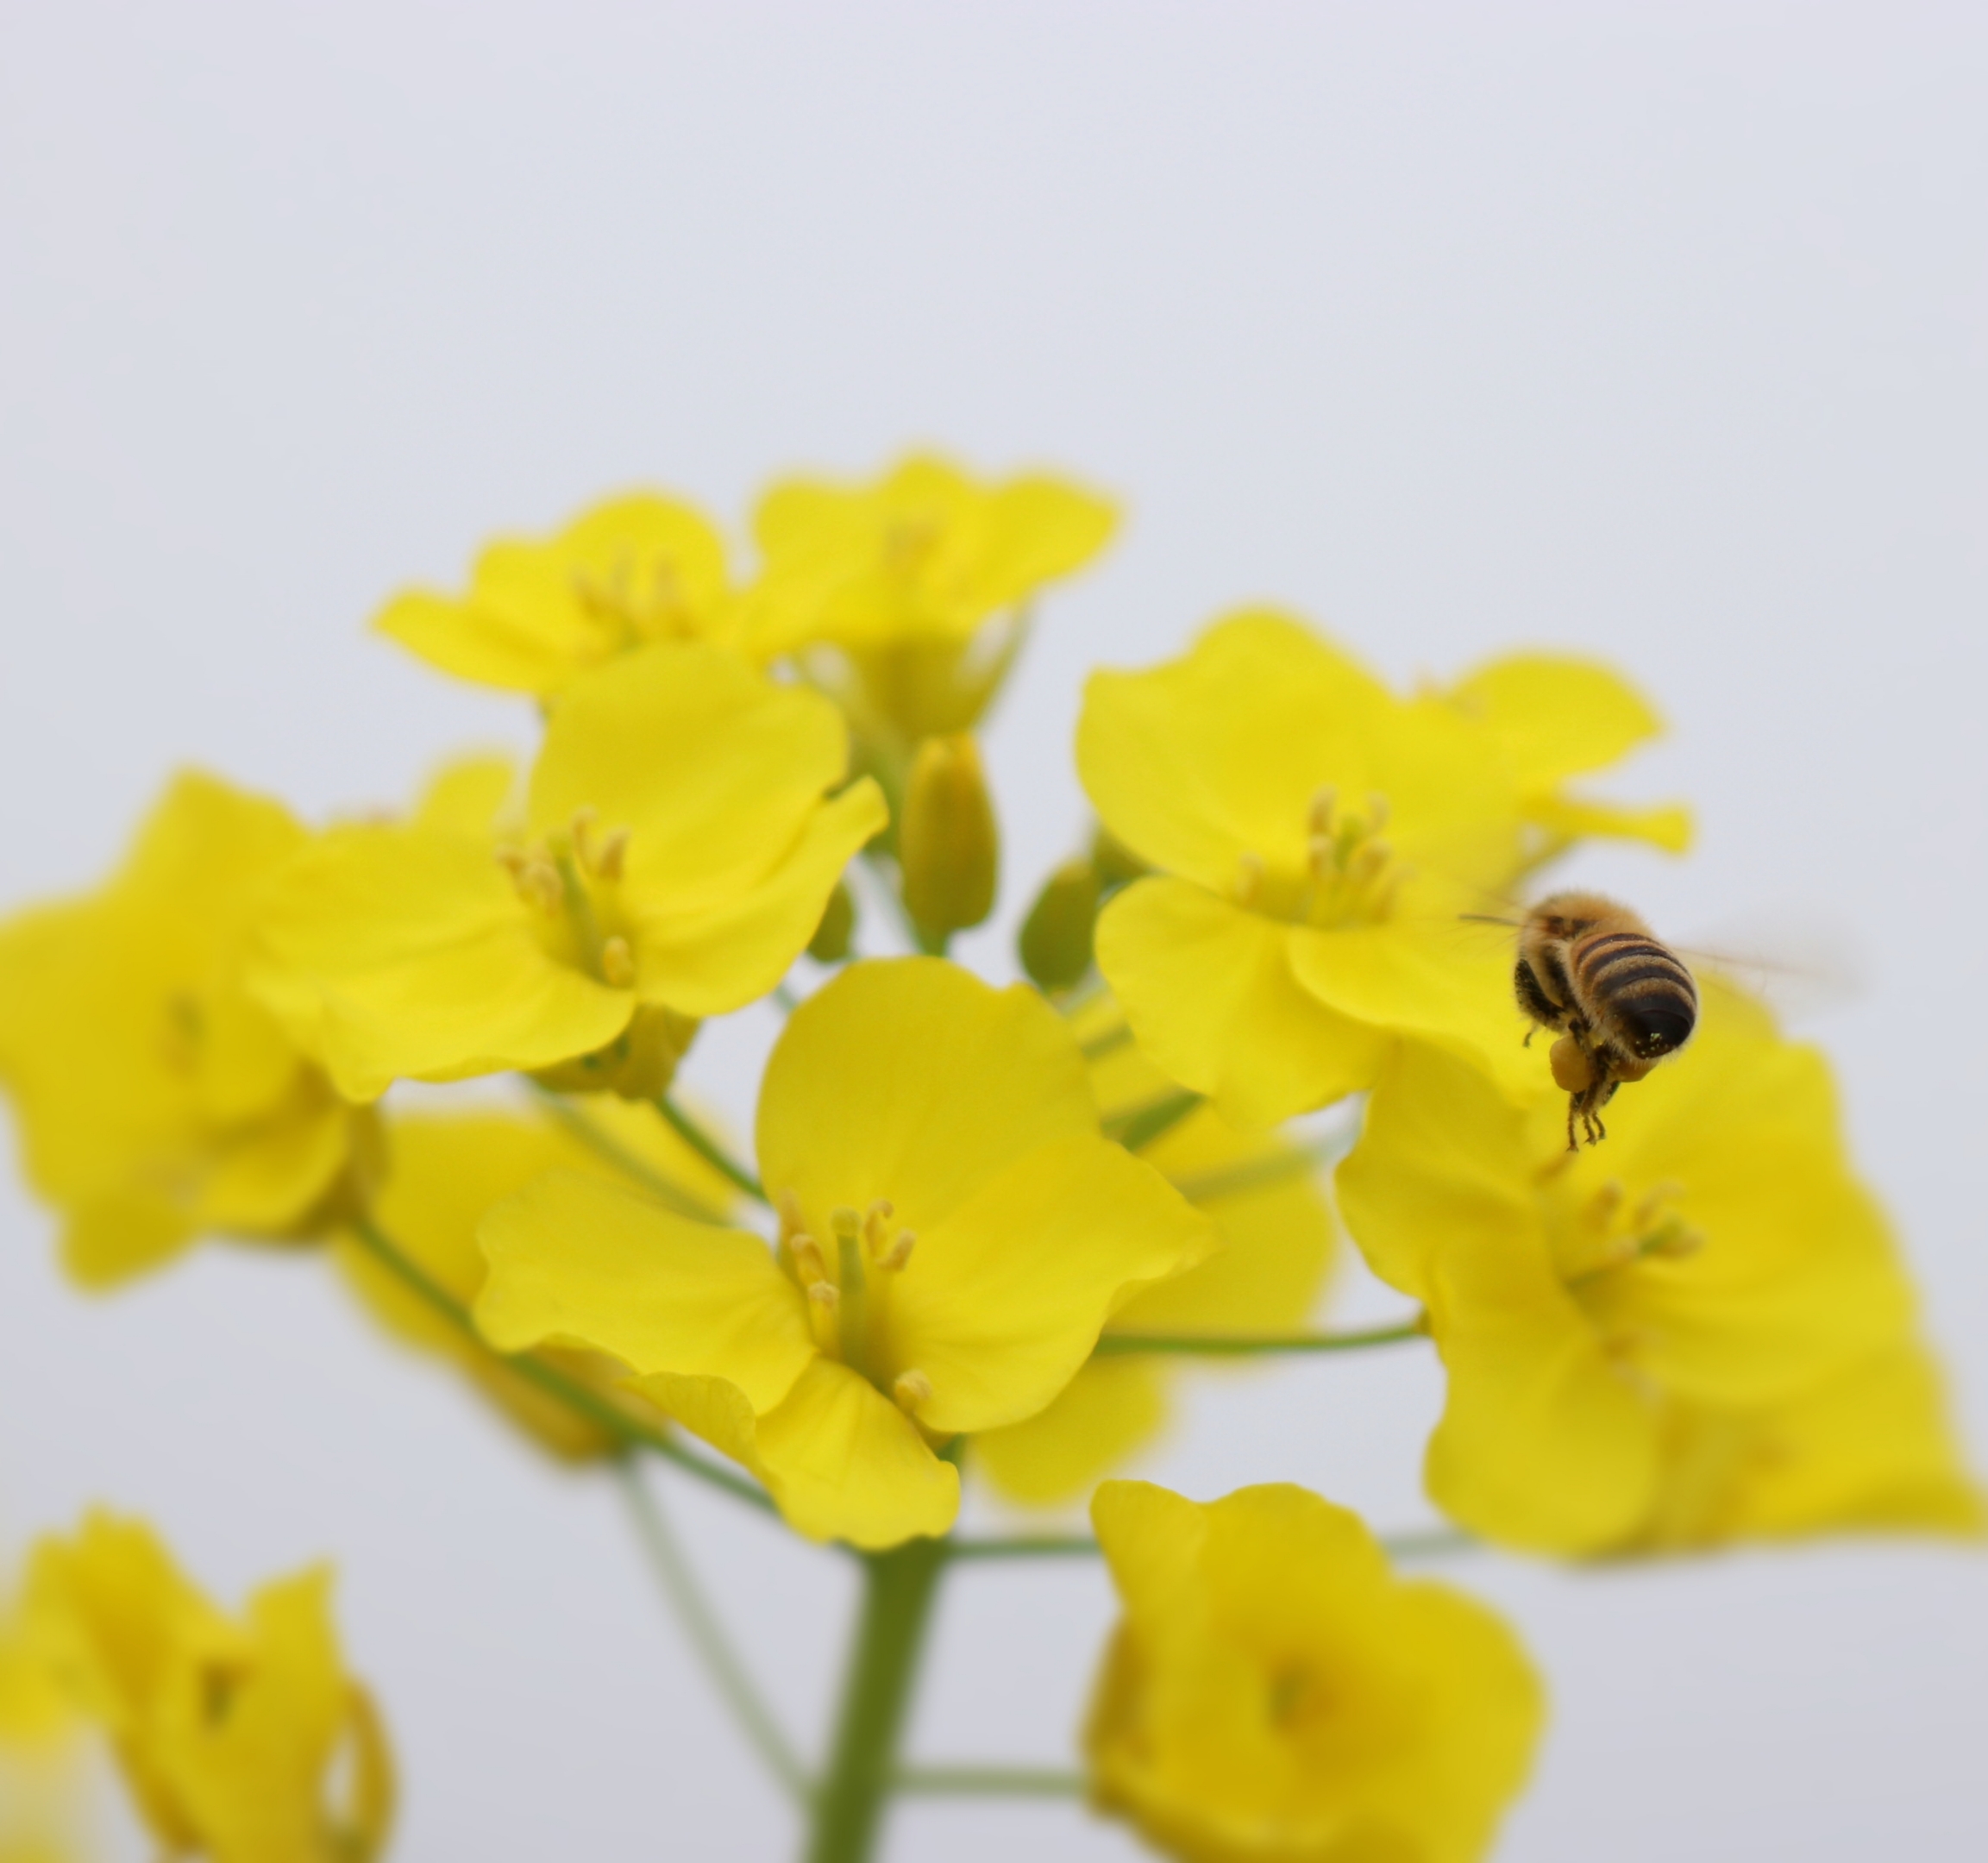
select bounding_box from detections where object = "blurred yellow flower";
[1337,991,1920,1554]
[0,773,377,1289]
[975,1001,1339,1506]
[24,1514,393,1863]
[751,453,1116,742]
[334,1100,739,1459]
[1,1596,90,1863]
[374,492,743,696]
[476,959,1215,1547]
[250,644,885,1101]
[1087,1481,1543,1863]
[1080,613,1686,1127]
[1621,1339,1982,1553]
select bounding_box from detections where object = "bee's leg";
[1515,958,1563,1045]
[1565,1094,1580,1152]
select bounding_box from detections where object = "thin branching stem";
[893,1767,1084,1797]
[939,1526,1476,1564]
[614,1460,812,1803]
[526,1083,731,1223]
[655,1095,768,1205]
[1106,1088,1205,1153]
[1089,1317,1426,1357]
[344,1216,777,1515]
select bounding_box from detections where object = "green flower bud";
[900,734,1000,944]
[1018,858,1101,993]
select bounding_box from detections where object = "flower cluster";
[0,453,1973,1863]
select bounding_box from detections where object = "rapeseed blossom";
[251,645,884,1101]
[976,1000,1338,1505]
[1337,990,1926,1553]
[752,453,1116,744]
[0,773,376,1289]
[374,492,743,696]
[1079,612,1687,1126]
[0,1598,88,1863]
[1087,1481,1543,1863]
[334,1100,737,1458]
[476,959,1214,1546]
[22,1514,393,1863]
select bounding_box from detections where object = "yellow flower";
[1620,1339,1983,1553]
[475,959,1215,1547]
[373,492,743,696]
[250,644,886,1101]
[1337,991,1919,1553]
[975,1000,1339,1506]
[332,1099,737,1459]
[0,773,377,1289]
[24,1514,393,1863]
[1087,1481,1544,1863]
[750,452,1116,742]
[1080,612,1686,1127]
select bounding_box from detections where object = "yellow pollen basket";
[778,1191,923,1405]
[1232,787,1411,929]
[498,807,636,987]
[569,550,702,648]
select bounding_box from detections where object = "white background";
[3,4,1985,1858]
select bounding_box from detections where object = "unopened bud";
[900,733,999,942]
[807,878,856,963]
[1018,857,1101,993]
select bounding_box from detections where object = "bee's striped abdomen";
[1573,932,1698,1060]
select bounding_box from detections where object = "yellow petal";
[475,1170,814,1414]
[1525,792,1693,854]
[60,1195,198,1290]
[250,823,632,1099]
[1285,913,1540,1102]
[413,753,520,837]
[1425,1235,1660,1553]
[627,778,887,1016]
[756,958,1098,1238]
[1089,1479,1207,1611]
[885,1133,1217,1435]
[1336,1042,1539,1301]
[974,1359,1170,1507]
[1449,651,1664,785]
[1095,879,1385,1128]
[529,641,850,902]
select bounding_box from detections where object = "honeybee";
[1486,891,1700,1150]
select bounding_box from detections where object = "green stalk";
[806,1537,948,1863]
[1089,1317,1426,1357]
[655,1094,768,1204]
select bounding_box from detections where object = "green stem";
[655,1095,768,1204]
[527,1084,731,1223]
[1076,1021,1133,1061]
[614,1461,810,1802]
[943,1535,1098,1561]
[806,1537,948,1863]
[1105,1088,1204,1153]
[1089,1317,1426,1357]
[938,1526,1476,1564]
[893,1767,1083,1797]
[345,1217,776,1516]
[1168,1127,1359,1205]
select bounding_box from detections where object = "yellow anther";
[1644,1219,1707,1261]
[1235,850,1265,907]
[1365,792,1390,834]
[775,1188,806,1246]
[1308,787,1339,837]
[1307,834,1338,882]
[861,1201,896,1258]
[1345,838,1392,886]
[569,806,599,869]
[1587,1180,1626,1228]
[791,1234,829,1285]
[521,860,564,913]
[1634,1180,1685,1229]
[893,1369,933,1414]
[593,825,630,882]
[876,1230,917,1273]
[806,1279,840,1311]
[599,936,636,988]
